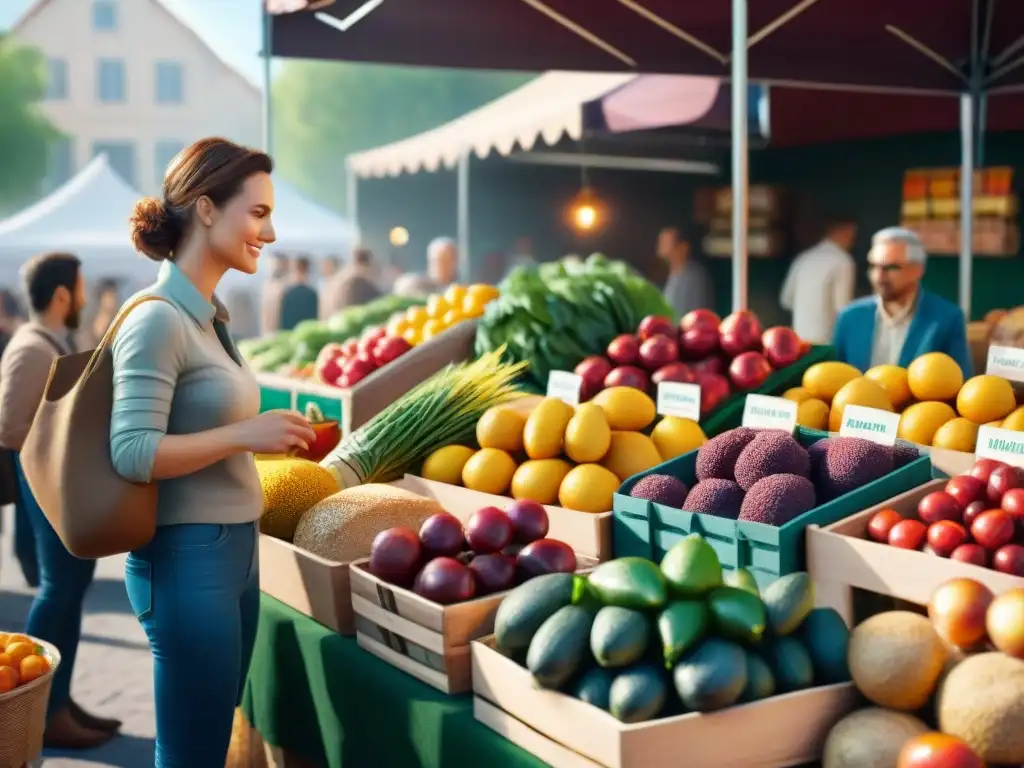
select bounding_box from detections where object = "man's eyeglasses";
[867,262,906,274]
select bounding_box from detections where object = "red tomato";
[897,732,983,768]
[971,509,1015,550]
[889,519,928,551]
[867,508,903,543]
[927,521,969,558]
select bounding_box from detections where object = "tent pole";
[345,164,359,239]
[959,92,974,320]
[457,150,471,283]
[261,4,273,153]
[731,0,749,312]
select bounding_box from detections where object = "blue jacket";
[832,289,973,376]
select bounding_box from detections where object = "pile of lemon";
[385,284,499,347]
[785,353,1021,452]
[420,388,707,514]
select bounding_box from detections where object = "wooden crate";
[806,478,1024,624]
[471,638,857,768]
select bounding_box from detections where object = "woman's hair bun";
[129,197,182,262]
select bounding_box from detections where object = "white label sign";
[742,394,798,432]
[657,382,702,421]
[839,404,900,446]
[986,345,1024,382]
[976,424,1024,468]
[546,370,583,406]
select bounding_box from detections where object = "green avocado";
[798,607,851,684]
[706,586,767,645]
[672,638,748,712]
[659,535,723,598]
[761,572,815,636]
[740,650,776,702]
[587,557,668,611]
[590,606,651,669]
[722,567,760,596]
[572,667,615,711]
[526,604,595,689]
[608,664,668,723]
[761,636,814,693]
[657,600,708,668]
[494,573,575,657]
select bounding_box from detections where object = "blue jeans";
[14,453,95,718]
[125,521,260,768]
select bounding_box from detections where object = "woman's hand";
[232,410,316,454]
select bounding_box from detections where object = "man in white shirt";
[779,220,857,343]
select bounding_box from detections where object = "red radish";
[718,310,762,357]
[867,509,903,543]
[639,334,679,371]
[637,315,675,341]
[927,521,969,557]
[679,309,720,333]
[761,327,803,368]
[728,351,772,390]
[889,519,928,550]
[606,335,641,366]
[971,509,1016,550]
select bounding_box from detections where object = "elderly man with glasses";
[832,226,972,375]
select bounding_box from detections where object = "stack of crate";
[698,185,788,258]
[900,167,1018,256]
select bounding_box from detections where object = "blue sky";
[3,0,266,85]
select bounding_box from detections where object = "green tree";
[272,61,532,210]
[0,35,61,211]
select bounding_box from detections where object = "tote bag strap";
[79,295,175,381]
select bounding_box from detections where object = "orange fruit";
[3,633,31,651]
[0,653,14,669]
[443,284,467,308]
[0,665,17,693]
[461,294,487,318]
[907,352,964,402]
[442,309,465,327]
[0,632,9,648]
[5,642,35,665]
[19,655,49,683]
[421,319,445,340]
[956,374,1016,424]
[865,364,913,409]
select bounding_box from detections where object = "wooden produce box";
[257,320,478,436]
[471,638,857,768]
[806,478,1024,625]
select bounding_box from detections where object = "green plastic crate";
[613,427,939,590]
[700,344,835,436]
[259,383,344,422]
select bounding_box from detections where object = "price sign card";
[976,424,1024,468]
[546,371,583,407]
[986,345,1024,383]
[657,382,702,421]
[742,394,797,433]
[839,404,900,446]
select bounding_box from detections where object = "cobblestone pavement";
[0,506,156,767]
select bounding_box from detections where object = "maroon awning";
[269,0,1024,94]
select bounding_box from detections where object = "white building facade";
[13,0,262,195]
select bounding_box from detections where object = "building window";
[154,140,185,185]
[44,136,74,192]
[155,62,184,104]
[97,59,126,103]
[92,0,118,31]
[93,141,136,188]
[45,58,68,100]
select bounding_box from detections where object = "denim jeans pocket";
[124,556,154,621]
[164,523,230,551]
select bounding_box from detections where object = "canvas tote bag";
[20,295,173,559]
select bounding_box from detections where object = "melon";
[823,707,929,768]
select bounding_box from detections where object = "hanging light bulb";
[389,226,410,247]
[568,186,604,233]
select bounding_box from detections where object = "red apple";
[988,465,1023,504]
[963,500,987,530]
[695,372,731,415]
[889,519,928,550]
[1000,487,1024,531]
[690,356,726,377]
[951,543,989,567]
[993,544,1024,576]
[945,475,987,509]
[917,491,963,525]
[970,458,1007,484]
[372,336,412,366]
[604,366,649,392]
[314,343,345,385]
[606,334,641,366]
[728,351,772,391]
[357,327,387,357]
[679,326,720,360]
[341,356,375,387]
[971,509,1016,550]
[652,362,695,386]
[639,334,679,371]
[718,310,763,357]
[679,309,720,333]
[574,356,613,401]
[637,315,674,341]
[867,508,904,543]
[761,327,803,368]
[927,520,969,557]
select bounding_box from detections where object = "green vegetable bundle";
[474,253,672,390]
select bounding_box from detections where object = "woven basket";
[0,638,61,768]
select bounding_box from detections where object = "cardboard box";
[806,478,1024,625]
[471,638,857,768]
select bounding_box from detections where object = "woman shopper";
[115,137,315,767]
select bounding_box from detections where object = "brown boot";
[69,698,122,733]
[43,707,115,750]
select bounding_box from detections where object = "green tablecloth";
[242,594,547,768]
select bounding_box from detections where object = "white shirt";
[871,293,917,367]
[779,240,856,344]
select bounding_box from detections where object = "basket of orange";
[0,631,61,767]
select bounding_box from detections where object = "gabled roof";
[12,0,259,94]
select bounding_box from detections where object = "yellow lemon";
[510,459,573,505]
[828,377,894,432]
[864,364,913,409]
[386,316,409,337]
[421,445,476,486]
[797,398,830,431]
[802,362,862,403]
[956,374,1016,424]
[468,284,500,303]
[564,403,612,463]
[402,327,422,346]
[782,387,813,404]
[462,294,487,318]
[931,418,979,453]
[907,353,964,402]
[523,398,575,460]
[558,464,620,513]
[476,406,527,453]
[601,432,663,482]
[405,305,428,328]
[442,309,466,327]
[650,417,707,460]
[443,284,467,308]
[898,401,958,446]
[1001,405,1024,431]
[421,319,445,340]
[426,295,450,319]
[461,448,517,495]
[592,387,657,431]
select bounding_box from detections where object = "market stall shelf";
[474,698,603,768]
[471,637,857,768]
[806,479,1024,625]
